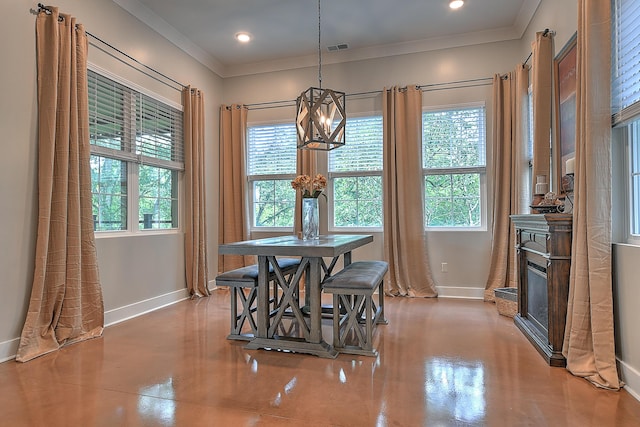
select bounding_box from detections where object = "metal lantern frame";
[295,0,346,151]
[296,87,346,151]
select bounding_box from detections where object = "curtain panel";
[382,86,437,297]
[184,88,209,296]
[563,0,620,390]
[484,66,529,301]
[218,105,251,272]
[17,8,104,362]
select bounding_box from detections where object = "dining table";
[218,234,373,358]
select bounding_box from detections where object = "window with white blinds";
[247,124,297,176]
[422,107,486,171]
[329,116,383,228]
[247,123,297,228]
[88,70,184,170]
[88,69,183,232]
[612,0,640,125]
[422,106,486,228]
[329,116,383,173]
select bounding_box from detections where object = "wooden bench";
[322,260,388,356]
[215,257,300,341]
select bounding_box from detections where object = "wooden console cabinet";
[510,214,572,367]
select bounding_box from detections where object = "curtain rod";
[36,4,187,92]
[523,28,556,66]
[245,77,494,110]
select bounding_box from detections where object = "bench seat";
[322,260,388,356]
[216,257,300,340]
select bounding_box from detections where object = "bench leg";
[376,279,388,325]
[228,286,258,341]
[333,292,377,357]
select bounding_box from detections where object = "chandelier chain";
[318,0,322,89]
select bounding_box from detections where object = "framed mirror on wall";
[554,32,577,196]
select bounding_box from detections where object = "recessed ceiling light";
[235,32,251,43]
[449,0,464,9]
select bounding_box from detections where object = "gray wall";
[0,0,222,359]
[223,40,525,299]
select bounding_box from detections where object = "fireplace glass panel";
[526,261,549,338]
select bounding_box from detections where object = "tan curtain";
[218,105,250,272]
[293,149,317,235]
[563,0,620,390]
[382,86,437,297]
[183,88,209,296]
[531,31,554,198]
[17,8,104,362]
[484,66,529,301]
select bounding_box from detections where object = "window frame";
[612,0,640,245]
[327,114,384,232]
[88,64,183,237]
[624,121,640,245]
[421,102,488,231]
[246,120,298,232]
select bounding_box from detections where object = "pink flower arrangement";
[291,174,327,198]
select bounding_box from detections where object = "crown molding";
[113,0,225,77]
[113,0,540,79]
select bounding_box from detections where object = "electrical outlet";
[441,262,448,273]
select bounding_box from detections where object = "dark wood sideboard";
[510,214,572,367]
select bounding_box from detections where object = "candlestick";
[566,157,575,175]
[535,182,549,195]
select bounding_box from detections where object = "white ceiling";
[114,0,541,77]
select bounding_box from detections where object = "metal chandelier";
[295,0,346,151]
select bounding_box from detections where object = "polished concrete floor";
[1,291,640,426]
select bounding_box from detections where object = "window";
[329,116,383,228]
[422,106,486,228]
[612,0,640,242]
[247,124,297,228]
[630,121,640,235]
[88,69,183,232]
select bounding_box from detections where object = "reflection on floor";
[1,291,640,426]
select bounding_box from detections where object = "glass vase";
[301,197,319,240]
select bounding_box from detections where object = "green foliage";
[253,180,295,227]
[333,176,382,227]
[90,155,127,231]
[139,165,177,229]
[424,173,480,227]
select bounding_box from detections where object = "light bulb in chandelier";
[319,114,332,132]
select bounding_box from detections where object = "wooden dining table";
[218,234,373,358]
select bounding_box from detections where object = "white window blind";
[329,116,383,173]
[422,107,486,171]
[612,0,640,125]
[247,124,297,176]
[88,70,184,170]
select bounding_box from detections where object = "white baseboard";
[0,289,190,363]
[619,358,640,402]
[436,285,485,300]
[104,288,190,327]
[0,338,19,363]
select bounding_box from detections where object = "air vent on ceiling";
[327,43,349,52]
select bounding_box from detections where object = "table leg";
[308,257,322,343]
[256,255,270,338]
